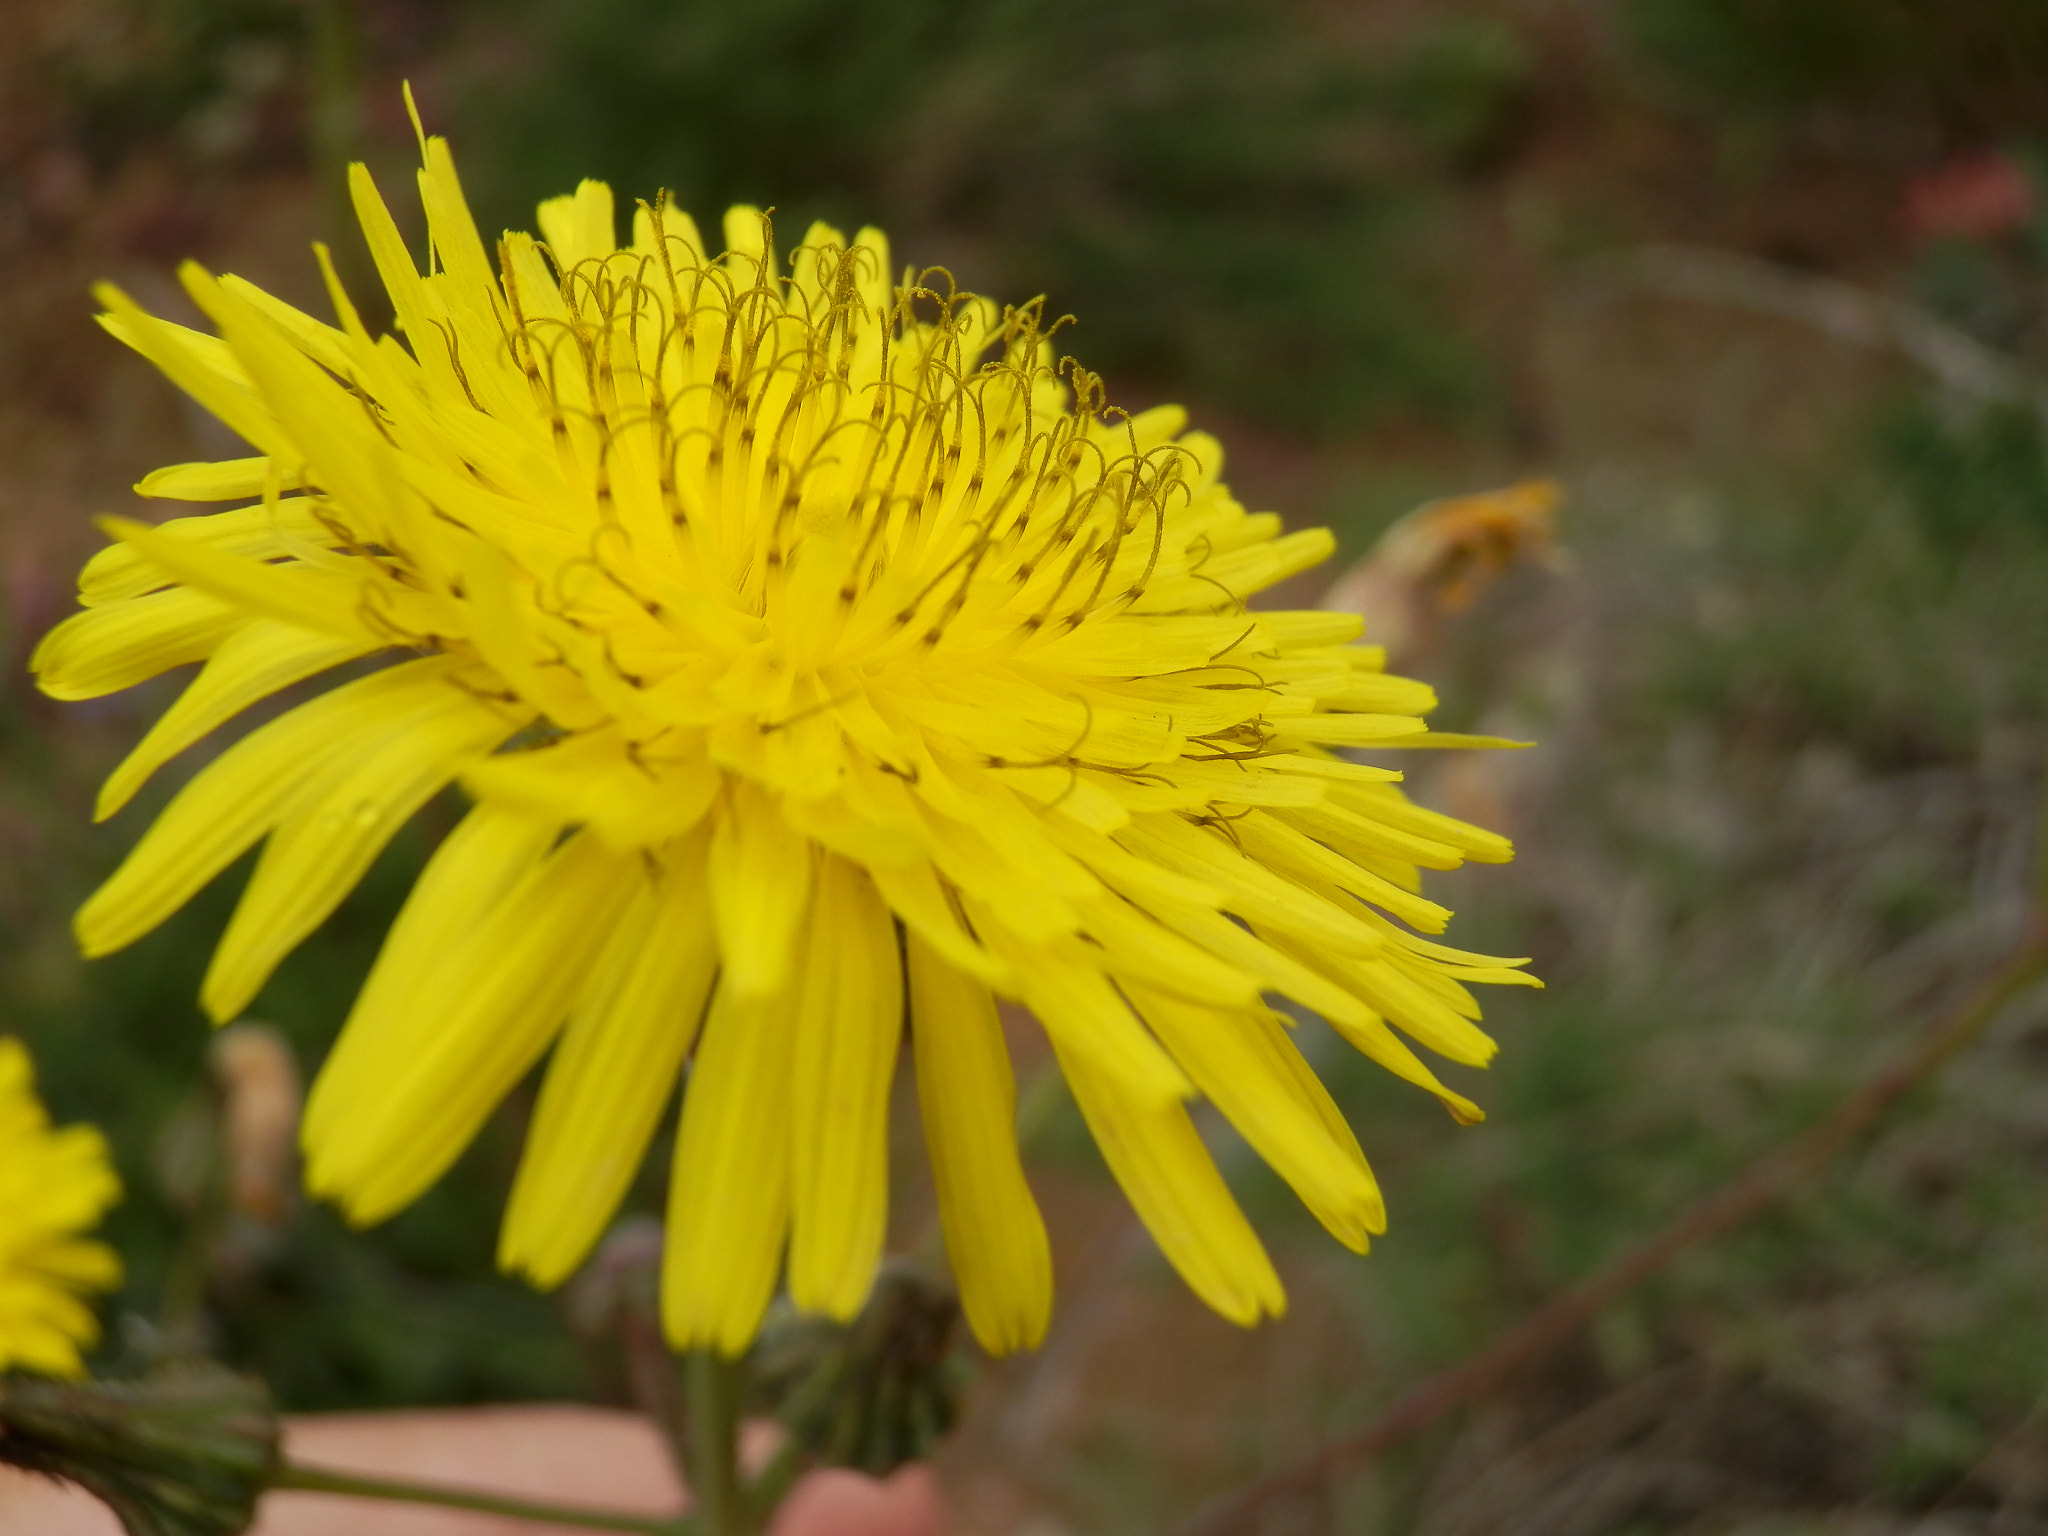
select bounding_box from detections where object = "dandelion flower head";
[0,1039,122,1376]
[35,105,1536,1355]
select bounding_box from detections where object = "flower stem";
[681,1350,752,1536]
[746,1434,805,1523]
[271,1460,699,1534]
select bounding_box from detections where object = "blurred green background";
[5,1,2048,1532]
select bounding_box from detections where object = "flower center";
[451,203,1259,806]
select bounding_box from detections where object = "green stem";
[272,1460,699,1535]
[682,1351,751,1536]
[745,1433,806,1521]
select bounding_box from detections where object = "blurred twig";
[1582,244,2048,431]
[1164,916,2048,1536]
[272,1462,699,1534]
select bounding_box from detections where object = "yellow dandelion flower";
[35,105,1537,1356]
[0,1039,122,1376]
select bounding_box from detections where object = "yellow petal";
[868,857,1009,986]
[664,977,795,1355]
[28,1238,123,1290]
[76,657,472,958]
[1137,895,1373,1029]
[502,830,718,1287]
[79,497,338,607]
[464,725,720,848]
[538,180,619,268]
[460,541,607,730]
[1325,779,1516,864]
[988,933,1190,1109]
[417,133,504,300]
[1311,952,1499,1068]
[1272,714,1431,748]
[1,1316,90,1378]
[347,162,452,390]
[1322,674,1438,715]
[630,199,705,260]
[136,457,274,501]
[1259,611,1367,649]
[788,857,903,1319]
[200,678,522,1021]
[1021,612,1250,678]
[1130,986,1383,1251]
[178,265,412,553]
[31,585,243,701]
[1081,894,1263,1009]
[907,934,1051,1354]
[1051,1034,1285,1326]
[220,273,354,378]
[308,831,641,1222]
[1258,929,1485,1124]
[97,620,376,820]
[1191,525,1335,600]
[94,283,292,461]
[303,803,559,1148]
[1232,810,1453,933]
[92,516,375,643]
[707,780,815,998]
[1280,796,1466,873]
[1117,812,1385,958]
